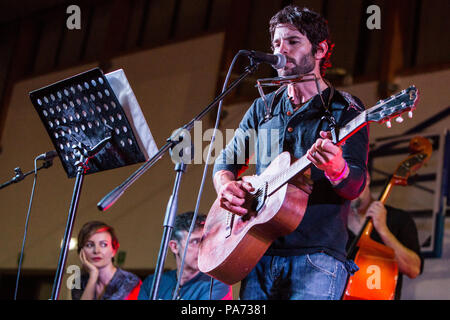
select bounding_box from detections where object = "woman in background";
[71,221,141,300]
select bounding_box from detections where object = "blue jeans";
[240,253,349,300]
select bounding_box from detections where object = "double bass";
[343,136,432,300]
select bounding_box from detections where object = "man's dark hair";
[269,5,334,76]
[171,211,206,242]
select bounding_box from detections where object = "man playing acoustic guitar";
[212,5,369,299]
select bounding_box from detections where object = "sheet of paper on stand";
[105,69,158,161]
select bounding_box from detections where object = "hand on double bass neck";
[365,201,389,236]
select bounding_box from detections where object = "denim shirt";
[213,87,369,262]
[137,270,232,300]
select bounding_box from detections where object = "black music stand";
[29,68,153,299]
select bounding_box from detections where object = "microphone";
[36,150,58,161]
[239,50,286,69]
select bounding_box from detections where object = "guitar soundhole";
[239,195,257,223]
[252,191,265,212]
[241,210,257,222]
[242,184,267,221]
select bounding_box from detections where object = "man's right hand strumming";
[214,170,255,216]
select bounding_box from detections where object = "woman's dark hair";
[269,5,334,76]
[77,221,120,254]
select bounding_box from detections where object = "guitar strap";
[322,78,335,112]
[319,80,362,276]
[317,78,339,143]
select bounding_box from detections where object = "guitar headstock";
[367,85,419,128]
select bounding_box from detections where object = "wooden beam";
[0,20,40,152]
[105,0,133,54]
[378,0,408,98]
[209,0,252,125]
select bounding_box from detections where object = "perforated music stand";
[29,68,155,299]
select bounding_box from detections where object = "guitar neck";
[267,154,311,195]
[267,111,368,195]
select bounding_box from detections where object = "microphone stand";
[98,58,259,300]
[97,60,258,210]
[50,136,112,300]
[150,159,186,300]
[0,161,54,190]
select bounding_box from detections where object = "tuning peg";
[408,111,413,118]
[395,116,404,123]
[386,120,392,128]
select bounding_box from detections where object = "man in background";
[138,211,232,300]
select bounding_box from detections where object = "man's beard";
[278,50,315,77]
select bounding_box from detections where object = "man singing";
[212,5,369,300]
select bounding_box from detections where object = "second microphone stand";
[0,161,53,190]
[149,159,187,299]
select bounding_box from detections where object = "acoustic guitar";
[198,86,419,285]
